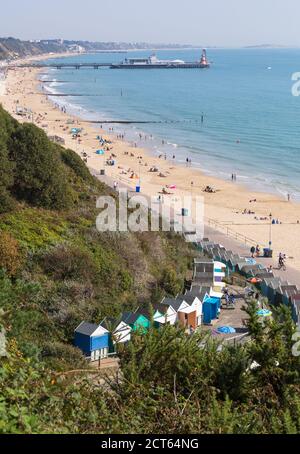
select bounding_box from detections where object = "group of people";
[223,287,235,307]
[278,253,287,270]
[250,244,261,257]
[203,185,217,194]
[250,245,287,270]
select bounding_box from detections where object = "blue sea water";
[41,49,300,199]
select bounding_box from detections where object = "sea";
[40,48,300,200]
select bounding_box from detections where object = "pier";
[9,63,113,70]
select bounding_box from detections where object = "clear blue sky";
[0,0,299,47]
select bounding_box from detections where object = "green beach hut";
[121,312,150,333]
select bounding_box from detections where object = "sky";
[1,0,300,47]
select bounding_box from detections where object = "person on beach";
[267,265,273,273]
[250,246,255,258]
[255,244,260,257]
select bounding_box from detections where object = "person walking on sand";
[255,244,260,257]
[250,246,255,258]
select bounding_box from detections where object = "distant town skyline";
[1,0,300,47]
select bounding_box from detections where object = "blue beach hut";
[74,321,110,361]
[202,296,221,325]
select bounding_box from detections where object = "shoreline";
[43,76,293,203]
[2,55,300,275]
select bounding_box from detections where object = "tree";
[160,266,183,296]
[9,124,73,210]
[0,111,15,213]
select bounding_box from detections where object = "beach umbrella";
[217,326,236,334]
[257,309,272,317]
[249,277,261,284]
[96,149,105,155]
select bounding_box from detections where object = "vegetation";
[0,37,192,61]
[0,105,299,433]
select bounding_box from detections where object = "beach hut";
[269,279,287,305]
[290,297,300,324]
[121,312,150,333]
[101,317,132,351]
[74,321,110,361]
[202,295,221,325]
[159,296,201,329]
[234,260,248,273]
[189,284,211,296]
[193,258,214,286]
[160,297,190,325]
[240,264,262,278]
[155,300,178,325]
[213,261,227,289]
[260,277,281,300]
[176,293,203,328]
[177,303,198,330]
[275,284,298,307]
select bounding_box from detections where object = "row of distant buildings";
[74,258,227,362]
[74,235,300,363]
[199,239,300,324]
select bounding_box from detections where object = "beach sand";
[1,59,300,274]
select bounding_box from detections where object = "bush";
[0,128,15,214]
[0,231,22,276]
[160,266,183,296]
[60,148,92,182]
[9,123,74,210]
[40,244,97,282]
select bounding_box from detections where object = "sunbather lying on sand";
[159,187,173,195]
[203,185,218,193]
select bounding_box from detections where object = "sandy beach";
[1,56,300,273]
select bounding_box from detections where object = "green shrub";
[9,123,74,210]
[60,147,92,182]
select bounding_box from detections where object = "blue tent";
[96,149,105,155]
[217,326,236,334]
